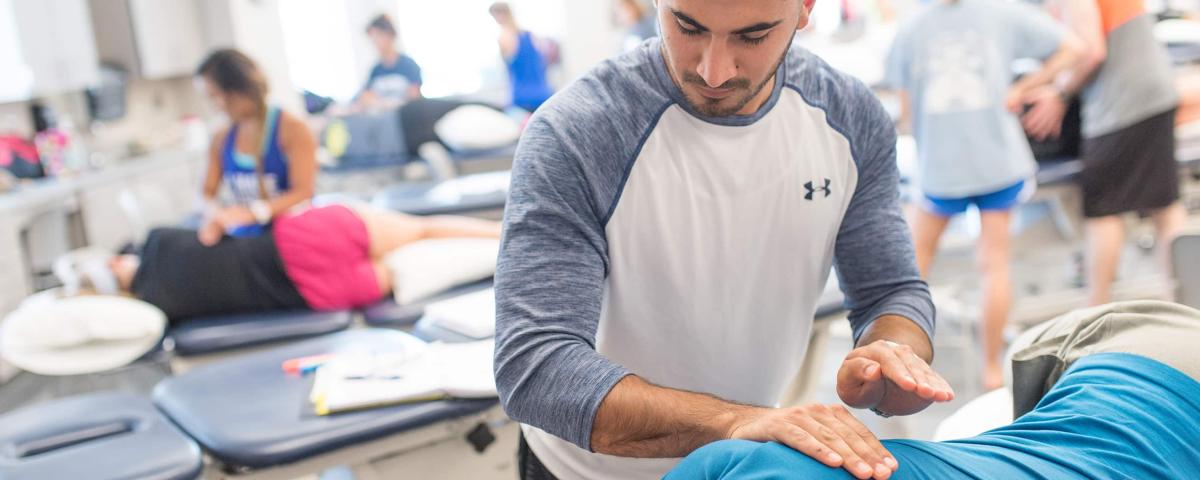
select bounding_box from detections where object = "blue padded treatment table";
[362,279,493,327]
[372,171,509,216]
[1168,42,1200,65]
[444,144,517,165]
[1031,148,1200,188]
[153,329,497,470]
[1034,158,1084,186]
[412,317,482,344]
[0,392,202,480]
[167,310,353,356]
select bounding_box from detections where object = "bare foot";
[984,362,1005,391]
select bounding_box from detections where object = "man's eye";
[677,20,703,36]
[741,34,768,45]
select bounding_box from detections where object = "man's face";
[368,28,394,54]
[656,0,810,117]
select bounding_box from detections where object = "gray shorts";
[1009,300,1200,417]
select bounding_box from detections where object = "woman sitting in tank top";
[196,49,318,243]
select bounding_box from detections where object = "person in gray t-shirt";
[1023,0,1186,308]
[884,0,1081,389]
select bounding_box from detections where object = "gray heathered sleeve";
[833,85,936,344]
[492,43,671,452]
[492,114,631,452]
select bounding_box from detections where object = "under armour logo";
[805,178,832,200]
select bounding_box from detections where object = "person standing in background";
[1022,0,1186,306]
[616,0,658,52]
[489,2,555,113]
[196,49,317,243]
[357,14,423,110]
[885,0,1082,390]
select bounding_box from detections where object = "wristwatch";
[1054,85,1072,103]
[250,199,272,225]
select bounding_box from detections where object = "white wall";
[226,0,302,114]
[345,0,399,88]
[197,0,302,113]
[560,0,620,83]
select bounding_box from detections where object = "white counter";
[0,150,205,316]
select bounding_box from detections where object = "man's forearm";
[1012,35,1083,97]
[857,315,933,362]
[590,375,758,458]
[1057,0,1106,97]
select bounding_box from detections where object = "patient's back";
[132,227,308,322]
[668,353,1200,479]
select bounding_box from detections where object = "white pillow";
[932,388,1013,442]
[386,238,500,305]
[424,288,496,339]
[434,105,521,151]
[0,295,166,375]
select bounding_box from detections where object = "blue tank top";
[507,32,553,112]
[221,107,288,237]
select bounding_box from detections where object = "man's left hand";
[836,340,955,416]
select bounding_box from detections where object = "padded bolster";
[168,309,353,356]
[0,392,202,480]
[153,329,496,470]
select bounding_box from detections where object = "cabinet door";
[11,0,99,95]
[48,0,99,90]
[129,0,205,79]
[11,0,58,93]
[0,0,35,102]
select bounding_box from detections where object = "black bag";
[0,136,45,179]
[1028,96,1083,161]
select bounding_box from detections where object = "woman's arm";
[419,215,503,239]
[199,128,230,246]
[271,111,318,216]
[498,32,518,60]
[203,127,229,201]
[213,112,317,232]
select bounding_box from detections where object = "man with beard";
[494,1,952,479]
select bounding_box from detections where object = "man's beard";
[676,46,788,117]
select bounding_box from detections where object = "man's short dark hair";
[366,13,397,36]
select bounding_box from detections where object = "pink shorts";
[274,205,381,310]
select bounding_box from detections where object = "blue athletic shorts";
[922,180,1030,217]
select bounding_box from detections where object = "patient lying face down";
[667,301,1200,480]
[83,204,500,322]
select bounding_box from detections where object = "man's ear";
[797,0,815,31]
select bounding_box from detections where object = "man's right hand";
[727,404,897,480]
[1021,85,1068,141]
